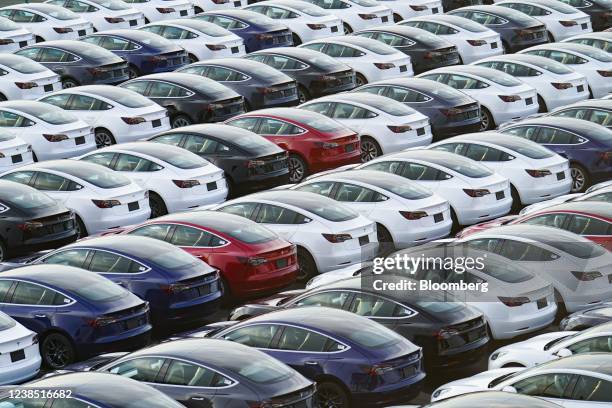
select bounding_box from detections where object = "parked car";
[46,0,146,31]
[121,0,195,23]
[0,16,34,54]
[0,55,61,102]
[299,0,393,34]
[0,311,41,386]
[415,392,565,408]
[191,0,246,14]
[560,304,612,330]
[563,31,612,52]
[544,99,611,130]
[0,130,33,174]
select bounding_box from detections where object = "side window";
[11,10,44,23]
[301,102,333,116]
[300,42,326,53]
[121,81,149,95]
[258,118,303,135]
[521,213,570,229]
[0,171,35,185]
[139,25,164,35]
[148,82,189,98]
[498,240,557,261]
[464,238,502,253]
[88,251,146,274]
[32,173,74,191]
[571,376,612,402]
[349,292,412,318]
[41,249,89,268]
[276,326,344,352]
[66,0,97,12]
[227,117,259,132]
[267,56,306,70]
[206,66,247,81]
[108,357,166,383]
[80,152,116,168]
[40,48,74,63]
[215,16,247,30]
[128,224,174,241]
[40,94,72,109]
[361,160,403,174]
[566,215,612,236]
[511,373,574,399]
[223,324,279,348]
[81,36,102,46]
[170,225,220,247]
[447,74,488,90]
[257,204,305,224]
[325,44,362,58]
[586,109,610,127]
[244,54,268,63]
[164,360,233,387]
[69,94,103,111]
[499,62,539,77]
[431,142,465,155]
[464,144,511,161]
[15,47,42,61]
[503,126,539,141]
[359,85,387,96]
[376,32,414,47]
[99,36,131,51]
[51,398,97,408]
[401,163,446,181]
[0,398,47,408]
[184,135,220,154]
[295,291,351,308]
[537,128,580,144]
[0,280,14,302]
[0,111,27,127]
[332,103,375,119]
[162,26,197,40]
[114,154,161,172]
[567,336,612,354]
[387,87,430,103]
[11,282,69,306]
[265,6,298,19]
[150,134,184,147]
[295,181,335,197]
[335,183,385,203]
[179,65,207,76]
[548,51,586,65]
[219,202,259,219]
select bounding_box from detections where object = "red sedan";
[225,107,361,182]
[458,201,612,250]
[106,211,298,298]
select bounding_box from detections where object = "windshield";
[90,88,154,108]
[2,57,46,74]
[60,165,131,188]
[0,314,15,331]
[0,17,19,31]
[19,104,77,125]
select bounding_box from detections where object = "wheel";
[450,208,461,235]
[510,185,522,213]
[569,163,590,193]
[502,41,510,54]
[297,248,317,281]
[61,78,79,89]
[355,73,367,87]
[292,33,302,46]
[554,289,568,321]
[393,13,402,23]
[171,114,192,128]
[343,22,353,34]
[0,240,6,262]
[288,154,307,182]
[480,106,494,131]
[75,216,87,238]
[188,54,198,64]
[547,31,555,42]
[94,128,116,148]
[35,36,44,43]
[0,93,6,102]
[148,192,168,219]
[41,333,76,369]
[297,86,310,104]
[128,65,140,79]
[537,95,547,113]
[376,224,394,255]
[314,381,350,408]
[360,136,381,162]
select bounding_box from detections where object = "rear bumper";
[433,120,481,138]
[428,337,489,368]
[157,294,222,326]
[11,231,78,256]
[309,152,361,174]
[0,356,41,386]
[353,373,426,407]
[230,265,298,298]
[83,328,151,358]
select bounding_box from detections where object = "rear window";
[2,57,46,74]
[134,33,172,49]
[368,178,432,199]
[195,23,232,37]
[308,53,347,70]
[480,264,533,283]
[476,70,522,87]
[223,353,293,384]
[18,104,77,125]
[78,45,117,61]
[145,150,208,169]
[426,155,493,178]
[60,165,131,188]
[48,8,79,20]
[191,78,235,98]
[361,98,414,116]
[280,195,358,221]
[300,114,346,133]
[290,3,329,16]
[351,39,396,55]
[213,218,277,244]
[2,186,56,210]
[449,18,488,32]
[61,274,128,302]
[0,314,15,331]
[490,138,555,159]
[528,58,573,74]
[335,320,403,349]
[542,239,607,259]
[89,88,154,108]
[148,248,201,270]
[584,125,612,143]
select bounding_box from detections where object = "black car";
[421,391,565,408]
[448,5,548,52]
[63,339,315,408]
[10,372,186,408]
[442,0,491,12]
[244,47,356,103]
[15,40,129,88]
[0,180,77,262]
[355,77,481,139]
[545,99,612,130]
[557,0,611,31]
[149,123,289,194]
[81,29,189,78]
[177,58,299,110]
[353,26,460,74]
[120,72,245,128]
[229,275,489,368]
[560,304,612,330]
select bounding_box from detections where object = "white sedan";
[299,0,393,34]
[300,92,431,160]
[519,43,612,99]
[38,85,170,148]
[78,142,228,217]
[45,0,146,31]
[299,36,413,85]
[0,3,94,42]
[0,130,33,174]
[0,55,61,101]
[214,190,378,279]
[397,14,502,64]
[121,0,195,23]
[139,18,245,61]
[0,16,34,54]
[0,101,95,162]
[496,0,592,42]
[429,133,571,206]
[379,0,442,22]
[0,312,41,385]
[489,322,612,369]
[190,0,246,14]
[520,184,612,215]
[417,65,539,131]
[473,54,589,113]
[243,0,342,45]
[563,32,612,53]
[0,160,150,237]
[355,149,513,226]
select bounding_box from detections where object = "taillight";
[525,169,552,177]
[156,7,175,13]
[387,125,412,133]
[498,296,530,307]
[498,95,521,102]
[15,82,38,89]
[514,29,529,37]
[121,116,146,125]
[400,211,428,220]
[53,27,73,34]
[160,283,190,294]
[358,13,378,20]
[551,82,573,90]
[597,70,612,77]
[598,151,612,161]
[206,44,227,50]
[571,271,602,281]
[463,188,490,197]
[434,327,459,340]
[559,20,577,27]
[409,5,428,10]
[91,199,121,208]
[172,179,200,188]
[466,39,486,46]
[212,0,230,3]
[87,316,118,328]
[255,33,274,40]
[314,141,340,149]
[87,67,104,76]
[245,159,266,168]
[239,256,267,266]
[256,87,274,94]
[307,23,326,30]
[42,134,69,142]
[322,233,352,243]
[363,363,394,377]
[439,107,461,117]
[16,221,43,232]
[374,62,395,70]
[0,39,14,45]
[104,17,125,23]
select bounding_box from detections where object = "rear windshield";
[289,2,329,16]
[351,39,396,55]
[144,149,208,169]
[192,79,235,98]
[2,57,46,74]
[480,264,533,283]
[489,137,555,159]
[192,23,231,37]
[0,314,15,331]
[60,274,128,303]
[90,88,154,108]
[279,195,358,221]
[448,18,488,32]
[335,319,403,349]
[476,70,522,87]
[584,125,612,143]
[0,131,14,142]
[78,46,117,61]
[542,239,607,259]
[2,186,56,210]
[18,104,77,125]
[60,165,131,188]
[148,249,201,270]
[298,113,346,133]
[222,352,293,384]
[213,217,277,244]
[528,58,573,74]
[426,155,493,178]
[0,17,19,31]
[308,53,347,70]
[131,33,172,49]
[361,98,414,116]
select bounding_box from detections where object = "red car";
[458,201,612,250]
[225,107,361,182]
[105,211,298,298]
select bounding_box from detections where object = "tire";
[75,216,87,238]
[62,78,79,89]
[537,95,547,113]
[297,85,310,104]
[188,54,198,64]
[0,94,6,102]
[510,185,522,213]
[149,192,168,219]
[297,248,317,281]
[0,240,6,262]
[171,114,192,128]
[355,73,367,87]
[502,41,510,54]
[450,208,461,235]
[554,289,568,321]
[343,22,353,34]
[569,163,590,193]
[94,128,116,148]
[360,136,381,162]
[314,381,350,408]
[292,33,302,46]
[547,31,555,42]
[376,224,394,255]
[480,106,494,131]
[41,333,76,369]
[288,154,307,182]
[35,36,44,43]
[128,65,140,79]
[393,13,402,23]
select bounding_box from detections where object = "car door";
[30,171,80,206]
[565,374,612,407]
[39,248,90,269]
[565,214,612,249]
[329,102,374,134]
[38,47,79,77]
[85,250,150,294]
[399,161,448,193]
[182,134,230,167]
[0,110,33,141]
[106,356,168,393]
[167,224,225,265]
[256,117,304,151]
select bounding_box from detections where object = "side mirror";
[555,348,573,358]
[501,385,517,393]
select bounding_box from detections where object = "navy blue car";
[195,9,293,52]
[0,265,151,369]
[184,307,425,408]
[81,29,189,78]
[29,235,222,328]
[500,117,612,193]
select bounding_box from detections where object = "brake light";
[238,257,267,266]
[15,82,38,89]
[363,363,394,377]
[322,233,352,243]
[104,17,125,23]
[87,67,104,76]
[439,107,462,117]
[498,95,521,102]
[121,116,146,125]
[156,7,175,13]
[400,211,428,220]
[16,221,43,232]
[314,141,340,149]
[597,70,612,77]
[318,75,336,82]
[466,39,486,46]
[374,62,395,70]
[358,13,378,20]
[571,271,602,281]
[0,39,14,45]
[559,20,577,26]
[53,27,73,34]
[307,23,326,30]
[434,328,459,340]
[172,179,200,188]
[206,44,227,50]
[91,199,121,208]
[87,316,119,328]
[551,82,573,90]
[42,134,69,142]
[598,151,612,161]
[410,5,428,10]
[245,159,266,168]
[256,87,275,94]
[388,125,412,133]
[255,33,274,40]
[463,188,490,197]
[498,296,530,307]
[160,283,190,294]
[525,169,552,178]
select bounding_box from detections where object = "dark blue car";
[195,9,293,52]
[0,265,151,369]
[30,235,222,328]
[81,29,189,78]
[184,307,425,408]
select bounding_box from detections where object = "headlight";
[490,351,507,361]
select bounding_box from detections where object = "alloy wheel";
[570,166,586,192]
[360,139,379,162]
[95,131,114,148]
[288,156,305,182]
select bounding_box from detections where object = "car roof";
[553,99,612,111]
[428,64,504,78]
[446,132,527,145]
[409,14,477,26]
[245,189,334,207]
[362,78,469,97]
[187,58,286,77]
[92,29,169,42]
[0,264,101,286]
[316,92,396,108]
[7,3,73,14]
[129,338,261,364]
[529,353,612,376]
[315,169,404,186]
[64,235,178,256]
[470,224,587,241]
[128,72,210,87]
[322,35,387,49]
[204,8,272,20]
[455,4,534,18]
[100,141,189,159]
[250,46,332,61]
[530,201,612,219]
[481,53,559,66]
[19,160,104,175]
[260,0,318,9]
[567,31,612,40]
[508,116,609,133]
[525,42,602,54]
[240,107,326,122]
[159,123,262,141]
[154,210,255,229]
[423,391,563,407]
[0,100,59,112]
[29,40,101,53]
[386,148,475,165]
[150,19,225,33]
[242,305,368,332]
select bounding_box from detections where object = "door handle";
[304,361,319,365]
[191,397,204,401]
[35,314,46,318]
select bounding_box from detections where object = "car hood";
[494,331,576,355]
[306,263,364,289]
[435,367,521,398]
[519,194,578,215]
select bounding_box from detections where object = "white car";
[299,36,413,85]
[0,312,41,385]
[214,190,378,279]
[300,92,431,160]
[0,101,95,162]
[519,43,612,99]
[243,0,342,45]
[299,0,393,34]
[79,142,228,217]
[0,3,94,43]
[139,18,245,62]
[0,55,61,101]
[489,322,612,369]
[121,0,195,23]
[377,0,442,22]
[355,149,513,226]
[496,0,592,42]
[430,133,571,206]
[473,54,589,113]
[520,184,612,215]
[455,225,612,314]
[190,0,246,14]
[0,160,151,237]
[417,65,539,131]
[38,85,170,148]
[0,16,34,54]
[289,169,451,247]
[397,14,502,64]
[45,0,146,31]
[563,32,612,53]
[433,354,612,406]
[0,130,33,174]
